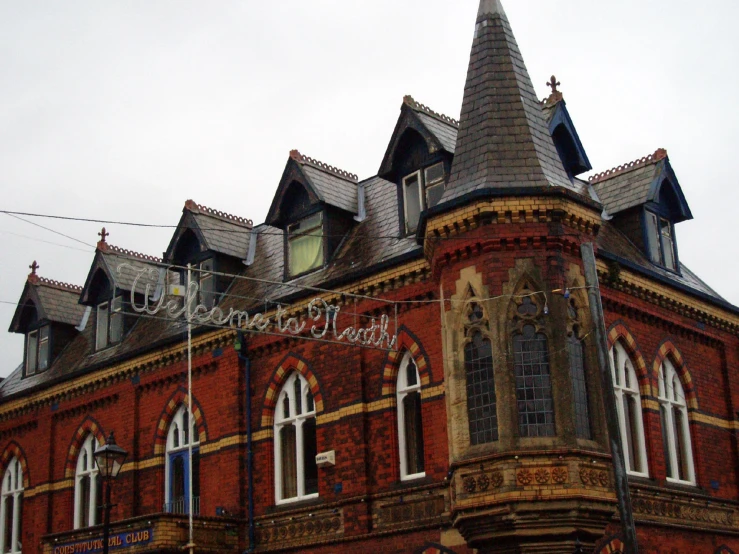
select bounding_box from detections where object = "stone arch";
[0,442,29,488]
[652,339,698,410]
[153,387,208,455]
[594,534,624,554]
[607,321,651,395]
[381,326,432,396]
[715,546,735,554]
[261,353,324,428]
[64,416,106,478]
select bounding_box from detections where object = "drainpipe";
[236,332,256,553]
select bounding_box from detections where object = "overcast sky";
[1,0,737,376]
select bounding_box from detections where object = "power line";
[3,213,95,248]
[0,230,93,253]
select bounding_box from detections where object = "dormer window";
[188,259,215,308]
[26,325,49,375]
[403,162,446,235]
[646,211,677,271]
[288,212,324,277]
[96,296,123,351]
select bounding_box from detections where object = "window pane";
[622,395,635,471]
[514,329,555,437]
[95,474,103,526]
[288,223,323,276]
[568,337,591,439]
[660,405,673,479]
[199,261,215,309]
[38,326,49,371]
[172,457,185,504]
[110,297,123,343]
[14,496,20,553]
[192,451,201,508]
[183,411,190,445]
[424,162,444,184]
[404,173,422,234]
[646,212,662,264]
[302,419,318,495]
[425,183,445,208]
[306,390,314,413]
[26,331,38,374]
[627,395,642,472]
[80,475,91,527]
[661,219,676,270]
[294,378,302,416]
[3,496,12,552]
[674,407,688,481]
[406,358,418,388]
[280,426,297,499]
[465,332,498,444]
[173,423,179,449]
[403,392,425,475]
[96,303,109,350]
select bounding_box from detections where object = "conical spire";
[442,0,577,202]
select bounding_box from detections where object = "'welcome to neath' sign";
[53,528,153,553]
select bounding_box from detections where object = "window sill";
[665,477,698,488]
[285,265,324,282]
[275,493,319,507]
[268,494,322,514]
[401,472,426,482]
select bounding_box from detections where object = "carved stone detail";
[534,468,550,484]
[580,467,609,487]
[491,471,504,488]
[632,497,736,527]
[378,495,446,528]
[517,469,533,485]
[477,474,490,491]
[551,466,568,484]
[463,476,477,493]
[256,512,342,545]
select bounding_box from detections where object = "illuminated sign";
[53,528,153,553]
[118,264,398,350]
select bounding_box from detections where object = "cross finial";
[547,75,560,94]
[98,227,109,243]
[28,260,40,284]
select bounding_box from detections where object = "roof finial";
[545,75,564,104]
[28,261,40,284]
[97,227,110,250]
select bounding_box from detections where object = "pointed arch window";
[274,372,318,504]
[464,301,498,445]
[165,406,200,515]
[0,457,23,554]
[397,352,425,479]
[609,341,648,476]
[74,435,103,529]
[658,359,695,484]
[512,294,554,438]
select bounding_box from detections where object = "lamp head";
[93,431,128,479]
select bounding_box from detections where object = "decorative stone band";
[631,489,738,531]
[254,507,343,548]
[184,199,253,227]
[63,417,106,478]
[588,148,668,184]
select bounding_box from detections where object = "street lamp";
[94,432,128,554]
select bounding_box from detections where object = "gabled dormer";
[164,200,253,307]
[80,230,163,351]
[590,149,692,273]
[379,96,457,235]
[541,77,592,179]
[266,150,359,279]
[8,262,86,377]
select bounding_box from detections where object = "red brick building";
[2,1,738,553]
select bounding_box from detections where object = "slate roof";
[403,96,459,154]
[9,276,86,333]
[442,1,584,203]
[292,151,359,215]
[186,201,253,259]
[34,279,86,326]
[99,246,164,293]
[589,149,669,215]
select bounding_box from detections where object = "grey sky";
[1,0,737,376]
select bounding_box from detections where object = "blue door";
[168,449,199,514]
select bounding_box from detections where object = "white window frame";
[397,352,425,481]
[96,296,123,351]
[402,170,424,235]
[0,457,23,554]
[609,341,649,477]
[74,435,101,529]
[274,372,318,505]
[423,162,445,208]
[165,405,199,514]
[25,325,49,375]
[287,213,324,277]
[658,359,695,485]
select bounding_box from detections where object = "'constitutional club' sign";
[118,264,398,349]
[53,528,153,553]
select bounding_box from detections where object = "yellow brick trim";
[597,259,739,329]
[691,412,739,430]
[24,479,74,498]
[421,383,445,399]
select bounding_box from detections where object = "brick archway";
[261,353,323,428]
[607,322,650,394]
[716,546,736,554]
[381,327,431,396]
[0,442,29,488]
[652,340,698,410]
[64,416,106,478]
[153,387,207,455]
[595,535,624,554]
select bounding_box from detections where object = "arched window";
[397,353,425,480]
[74,435,102,529]
[165,406,200,515]
[658,359,695,484]
[274,372,318,504]
[464,301,498,445]
[0,457,23,554]
[609,341,648,475]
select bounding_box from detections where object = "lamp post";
[93,432,128,554]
